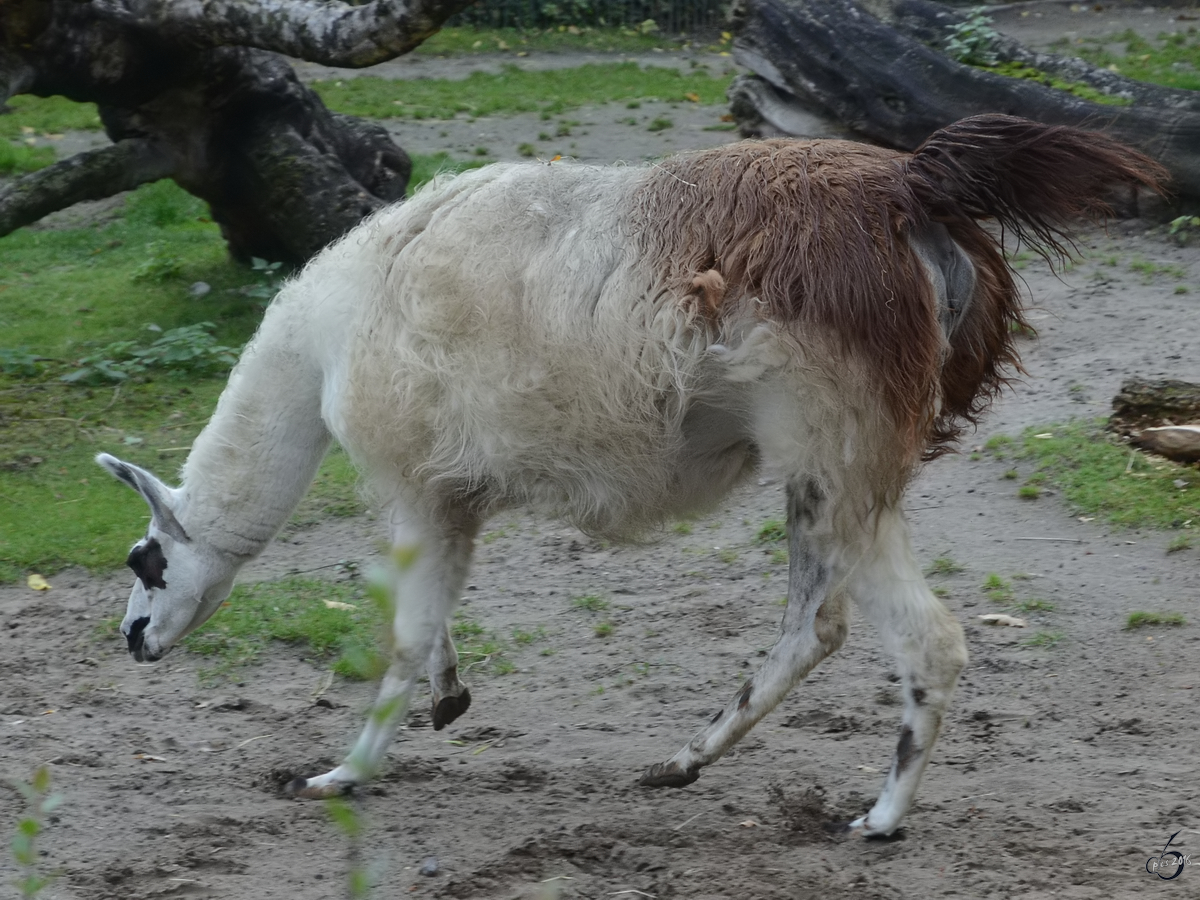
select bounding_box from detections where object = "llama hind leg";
[291,515,477,798]
[428,623,471,730]
[642,479,849,787]
[844,510,967,837]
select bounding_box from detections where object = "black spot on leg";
[910,688,927,706]
[895,724,920,774]
[126,538,168,590]
[710,709,723,725]
[736,680,753,710]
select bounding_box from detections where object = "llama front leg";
[844,509,967,837]
[291,517,477,798]
[642,479,849,787]
[428,622,472,730]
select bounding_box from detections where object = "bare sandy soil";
[4,7,1200,900]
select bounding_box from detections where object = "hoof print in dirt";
[639,761,700,788]
[432,687,472,730]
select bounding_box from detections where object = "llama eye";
[126,538,169,590]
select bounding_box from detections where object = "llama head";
[97,453,236,662]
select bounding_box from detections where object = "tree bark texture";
[0,139,174,235]
[0,0,474,263]
[1111,378,1200,434]
[729,0,1200,207]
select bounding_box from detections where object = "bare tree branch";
[0,139,175,237]
[89,0,477,67]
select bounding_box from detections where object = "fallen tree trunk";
[0,0,473,265]
[1111,378,1200,433]
[729,0,1200,207]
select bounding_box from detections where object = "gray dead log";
[1111,378,1200,435]
[729,0,1200,206]
[1132,426,1200,463]
[0,139,175,236]
[0,0,473,264]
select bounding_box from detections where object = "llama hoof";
[432,687,472,731]
[639,761,700,788]
[287,776,351,800]
[843,815,903,840]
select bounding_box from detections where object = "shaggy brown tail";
[905,115,1168,255]
[908,116,1167,459]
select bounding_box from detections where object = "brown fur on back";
[634,117,1166,463]
[634,139,944,466]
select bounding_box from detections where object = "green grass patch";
[313,63,733,121]
[0,179,363,582]
[1017,421,1200,529]
[983,434,1014,460]
[289,447,365,523]
[926,555,965,576]
[1059,28,1200,92]
[1167,534,1192,553]
[1023,630,1064,649]
[451,612,513,673]
[414,25,695,56]
[183,577,380,679]
[756,518,787,543]
[982,573,1014,604]
[0,141,55,175]
[1014,598,1055,613]
[1125,610,1187,630]
[186,582,517,682]
[408,152,490,194]
[0,95,103,141]
[572,593,609,612]
[512,625,547,645]
[1129,257,1187,283]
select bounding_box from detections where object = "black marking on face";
[736,680,753,711]
[127,538,168,590]
[126,615,151,655]
[786,477,824,530]
[895,724,919,774]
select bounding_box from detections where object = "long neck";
[180,313,333,560]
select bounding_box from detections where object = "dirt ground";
[4,5,1200,899]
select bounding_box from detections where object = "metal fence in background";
[448,0,731,34]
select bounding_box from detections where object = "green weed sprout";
[11,766,63,898]
[326,796,370,899]
[945,8,1000,66]
[1126,611,1186,630]
[1169,215,1200,246]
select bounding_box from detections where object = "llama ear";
[96,453,191,544]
